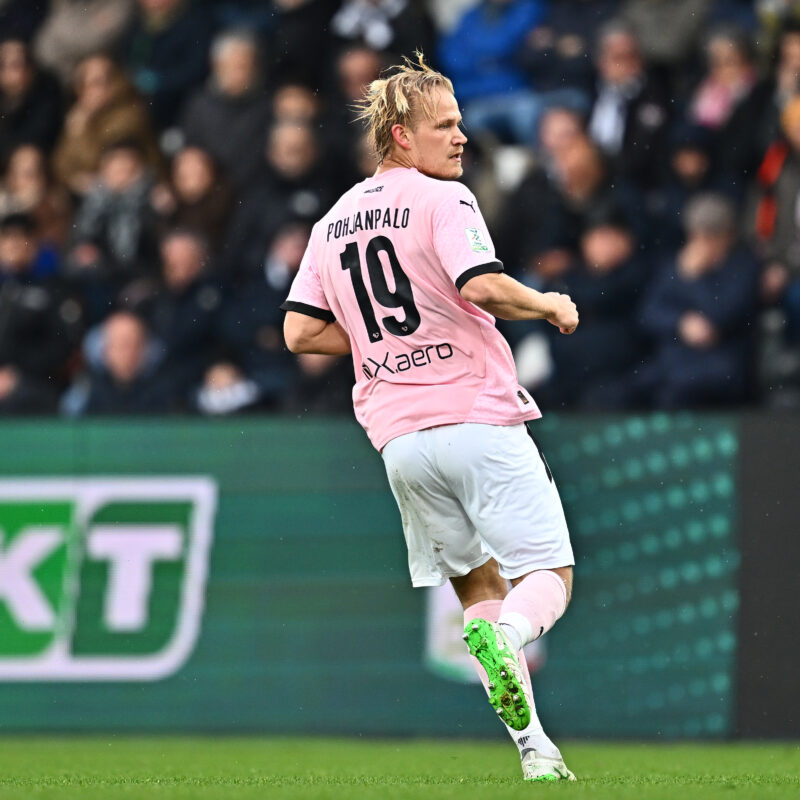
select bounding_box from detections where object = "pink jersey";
[282,166,541,450]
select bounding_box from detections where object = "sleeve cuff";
[455,260,504,291]
[280,300,336,322]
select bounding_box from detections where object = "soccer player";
[282,54,579,783]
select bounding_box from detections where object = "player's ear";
[390,123,412,151]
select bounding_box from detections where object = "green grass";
[0,737,797,799]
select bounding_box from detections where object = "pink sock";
[463,598,541,740]
[463,599,505,694]
[498,570,567,648]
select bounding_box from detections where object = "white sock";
[499,621,523,652]
[516,728,561,759]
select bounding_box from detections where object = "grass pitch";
[0,737,797,799]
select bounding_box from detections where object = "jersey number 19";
[340,235,420,343]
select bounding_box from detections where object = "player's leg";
[450,561,531,720]
[449,556,506,607]
[498,565,572,653]
[382,425,573,780]
[383,431,533,737]
[450,563,561,765]
[439,423,575,649]
[439,422,576,781]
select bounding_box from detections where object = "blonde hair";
[355,52,454,164]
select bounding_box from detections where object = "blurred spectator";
[224,121,343,278]
[535,204,649,409]
[330,0,435,59]
[0,213,83,414]
[427,0,478,32]
[127,228,223,402]
[503,128,645,286]
[587,20,670,188]
[0,38,63,164]
[756,0,800,67]
[0,144,72,248]
[622,0,713,81]
[748,95,800,343]
[0,0,786,416]
[538,105,587,165]
[536,132,644,262]
[68,140,158,285]
[290,77,359,185]
[282,353,355,415]
[62,310,175,414]
[218,218,308,407]
[151,146,232,252]
[648,123,733,254]
[773,20,800,106]
[0,209,59,278]
[334,44,383,105]
[34,0,136,86]
[264,0,337,88]
[438,0,546,145]
[758,20,800,154]
[326,45,384,158]
[272,82,321,125]
[121,0,214,128]
[687,25,771,179]
[179,28,271,190]
[52,54,160,195]
[495,106,586,277]
[193,361,260,415]
[520,0,619,97]
[633,193,759,408]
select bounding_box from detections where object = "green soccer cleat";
[521,750,577,782]
[463,618,531,731]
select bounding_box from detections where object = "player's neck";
[375,153,415,175]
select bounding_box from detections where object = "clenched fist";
[544,292,579,334]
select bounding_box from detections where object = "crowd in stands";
[1,0,800,416]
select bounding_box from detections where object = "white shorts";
[381,422,574,587]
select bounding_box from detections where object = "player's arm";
[460,272,579,334]
[284,311,352,355]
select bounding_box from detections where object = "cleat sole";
[463,618,531,731]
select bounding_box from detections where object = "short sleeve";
[280,244,335,322]
[431,182,504,291]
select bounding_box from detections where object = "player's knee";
[451,559,507,608]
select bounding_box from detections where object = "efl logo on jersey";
[0,477,216,681]
[465,227,489,252]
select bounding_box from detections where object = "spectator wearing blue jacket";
[633,193,760,408]
[438,0,545,145]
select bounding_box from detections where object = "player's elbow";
[283,313,314,353]
[284,329,311,354]
[460,272,503,309]
[284,333,305,354]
